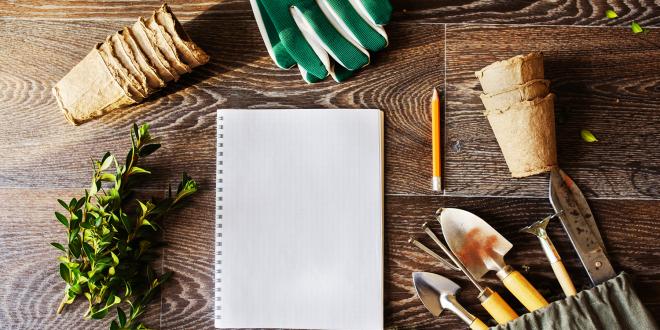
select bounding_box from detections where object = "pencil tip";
[432,87,439,99]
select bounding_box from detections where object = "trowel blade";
[440,208,513,280]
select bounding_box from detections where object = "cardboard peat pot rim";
[155,3,210,68]
[475,52,544,94]
[52,45,136,125]
[480,79,550,112]
[485,93,558,178]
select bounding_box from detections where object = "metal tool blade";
[549,167,616,285]
[412,272,460,317]
[439,208,512,280]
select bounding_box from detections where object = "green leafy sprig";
[52,123,198,330]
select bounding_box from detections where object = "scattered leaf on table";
[631,22,644,34]
[605,10,618,19]
[581,129,599,142]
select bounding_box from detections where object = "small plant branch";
[50,123,197,330]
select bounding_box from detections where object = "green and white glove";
[250,0,392,83]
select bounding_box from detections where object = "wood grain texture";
[1,1,658,27]
[444,24,660,199]
[0,189,162,329]
[0,18,443,195]
[2,192,659,329]
[1,2,660,329]
[393,0,660,26]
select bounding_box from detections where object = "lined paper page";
[215,109,383,329]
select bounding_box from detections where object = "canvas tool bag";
[495,273,657,330]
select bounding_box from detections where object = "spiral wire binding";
[215,112,224,320]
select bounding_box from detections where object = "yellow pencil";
[431,88,441,192]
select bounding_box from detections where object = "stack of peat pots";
[53,4,209,125]
[475,52,558,178]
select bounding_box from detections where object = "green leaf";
[69,238,82,258]
[581,129,599,142]
[99,173,116,182]
[174,174,198,204]
[110,295,121,306]
[51,242,66,252]
[111,251,119,265]
[90,308,109,320]
[631,22,644,34]
[57,199,69,211]
[100,152,114,171]
[138,123,150,139]
[137,200,148,215]
[159,271,173,284]
[90,179,99,195]
[117,307,126,326]
[127,166,151,176]
[605,9,618,18]
[82,242,95,261]
[69,198,77,209]
[110,320,119,330]
[139,144,161,157]
[125,147,135,168]
[69,283,82,295]
[141,219,157,231]
[69,226,80,242]
[59,263,70,283]
[133,123,140,141]
[120,213,133,232]
[75,198,85,210]
[55,212,69,227]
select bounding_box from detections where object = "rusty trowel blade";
[439,208,513,280]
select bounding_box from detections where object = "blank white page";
[215,109,383,329]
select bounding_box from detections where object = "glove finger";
[260,1,329,79]
[299,66,325,83]
[293,3,369,71]
[295,15,332,80]
[354,0,392,25]
[330,65,355,82]
[320,0,388,52]
[250,0,296,68]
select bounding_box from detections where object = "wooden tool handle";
[551,260,577,296]
[469,318,489,330]
[480,289,518,324]
[502,270,549,312]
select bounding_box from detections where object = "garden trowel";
[412,272,489,330]
[549,167,616,285]
[439,208,549,312]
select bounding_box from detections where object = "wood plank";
[158,192,660,328]
[385,196,660,328]
[160,189,215,329]
[0,188,162,329]
[444,25,660,199]
[394,0,660,26]
[0,19,443,195]
[2,189,658,328]
[1,1,658,27]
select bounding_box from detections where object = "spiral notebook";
[215,109,384,329]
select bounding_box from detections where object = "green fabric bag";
[496,273,657,330]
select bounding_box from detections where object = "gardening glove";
[250,0,391,83]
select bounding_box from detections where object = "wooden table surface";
[1,1,659,329]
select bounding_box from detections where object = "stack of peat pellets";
[53,4,209,125]
[475,52,558,178]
